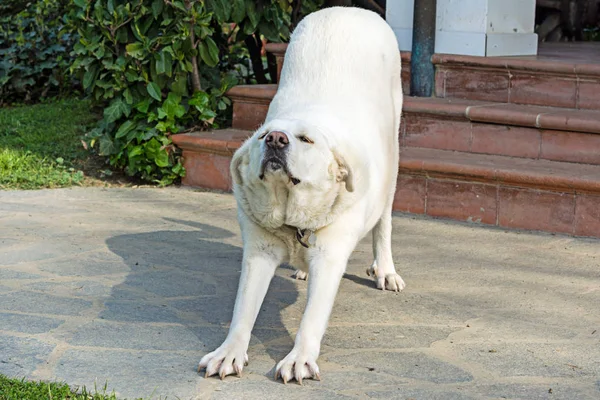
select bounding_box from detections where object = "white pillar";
[386,0,538,57]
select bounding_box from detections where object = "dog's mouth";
[259,157,301,185]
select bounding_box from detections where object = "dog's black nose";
[265,131,289,149]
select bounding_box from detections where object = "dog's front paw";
[275,348,321,384]
[198,341,249,379]
[366,263,406,292]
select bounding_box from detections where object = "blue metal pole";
[410,0,437,97]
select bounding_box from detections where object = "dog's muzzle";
[258,131,300,185]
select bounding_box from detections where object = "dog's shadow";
[104,218,298,372]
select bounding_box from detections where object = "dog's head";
[231,119,354,195]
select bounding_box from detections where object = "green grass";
[0,99,99,190]
[0,374,131,400]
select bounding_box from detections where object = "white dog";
[199,7,404,384]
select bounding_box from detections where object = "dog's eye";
[298,136,314,144]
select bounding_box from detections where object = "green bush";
[0,0,76,105]
[68,0,313,186]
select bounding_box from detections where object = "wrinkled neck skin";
[232,109,358,235]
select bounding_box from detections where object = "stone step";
[227,84,600,165]
[266,42,600,110]
[171,129,600,238]
[172,129,249,192]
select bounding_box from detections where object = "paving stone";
[105,232,243,273]
[472,383,594,400]
[0,237,20,249]
[453,312,581,342]
[0,312,63,334]
[0,336,55,377]
[37,250,129,276]
[170,282,301,328]
[0,242,97,266]
[0,269,42,280]
[107,286,158,301]
[54,349,202,400]
[188,326,291,352]
[99,301,181,323]
[210,379,357,400]
[124,269,217,298]
[323,325,456,349]
[68,320,201,350]
[326,351,473,384]
[0,292,92,316]
[24,281,113,298]
[1,188,599,399]
[302,370,407,392]
[450,342,600,378]
[365,387,476,400]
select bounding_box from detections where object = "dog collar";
[294,227,317,248]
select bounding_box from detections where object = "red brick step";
[228,84,600,165]
[267,42,600,110]
[172,130,600,238]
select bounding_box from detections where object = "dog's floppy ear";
[333,150,354,192]
[230,142,249,186]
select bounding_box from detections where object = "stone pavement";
[0,187,599,400]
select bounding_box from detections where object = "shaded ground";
[0,187,599,399]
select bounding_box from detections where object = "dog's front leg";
[275,222,359,384]
[199,218,287,379]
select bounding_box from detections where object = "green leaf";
[189,90,210,110]
[147,82,162,101]
[135,98,151,113]
[104,98,128,123]
[206,37,219,65]
[125,42,144,59]
[93,46,105,59]
[171,73,188,96]
[199,38,219,67]
[246,1,259,29]
[128,145,144,159]
[154,149,169,167]
[155,121,169,132]
[155,51,172,77]
[116,27,129,43]
[115,120,136,139]
[123,88,133,104]
[152,0,164,18]
[259,20,281,42]
[125,70,140,82]
[231,0,246,23]
[207,0,232,22]
[74,0,88,9]
[162,92,185,119]
[170,1,187,11]
[99,136,117,156]
[82,65,98,89]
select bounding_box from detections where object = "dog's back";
[270,7,402,122]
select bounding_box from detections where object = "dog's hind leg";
[367,200,406,292]
[292,269,308,280]
[290,247,309,280]
[366,61,405,292]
